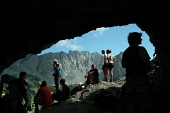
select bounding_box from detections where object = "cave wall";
[0,0,170,91]
[137,21,170,91]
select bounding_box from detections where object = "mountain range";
[1,50,126,85]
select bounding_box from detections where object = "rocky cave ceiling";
[0,0,170,88]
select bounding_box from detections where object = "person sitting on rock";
[71,82,85,96]
[52,79,71,104]
[84,64,99,85]
[34,81,53,112]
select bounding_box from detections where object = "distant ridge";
[1,51,125,84]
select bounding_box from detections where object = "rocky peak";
[1,51,125,85]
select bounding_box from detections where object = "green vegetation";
[26,75,77,106]
[2,75,78,107]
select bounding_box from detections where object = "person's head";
[54,59,58,64]
[40,81,47,87]
[91,64,96,69]
[101,50,105,54]
[60,79,65,85]
[127,32,142,45]
[106,49,109,54]
[108,49,112,54]
[1,74,9,80]
[19,71,27,79]
[19,72,28,86]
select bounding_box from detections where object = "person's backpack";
[93,89,119,111]
[53,67,62,76]
[58,67,62,75]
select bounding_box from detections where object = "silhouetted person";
[121,32,151,113]
[106,49,116,82]
[0,72,29,113]
[53,59,62,92]
[52,79,70,104]
[34,81,53,112]
[84,64,99,85]
[101,50,108,82]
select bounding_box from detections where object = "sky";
[38,24,155,59]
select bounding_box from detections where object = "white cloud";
[92,27,108,36]
[55,39,82,50]
[96,27,108,35]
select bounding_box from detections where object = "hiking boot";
[103,78,108,82]
[110,79,112,82]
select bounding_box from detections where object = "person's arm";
[54,64,60,70]
[53,63,58,70]
[139,47,151,70]
[57,64,60,70]
[143,59,151,71]
[84,70,94,78]
[113,56,116,62]
[23,95,29,109]
[121,54,126,68]
[0,83,3,97]
[104,55,107,64]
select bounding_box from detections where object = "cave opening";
[38,24,154,58]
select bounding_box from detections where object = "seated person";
[0,72,29,113]
[84,64,99,85]
[71,82,85,96]
[52,79,71,103]
[34,81,53,112]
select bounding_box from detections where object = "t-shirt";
[89,68,99,79]
[62,84,71,101]
[37,86,53,106]
[122,45,150,76]
[11,78,27,97]
[54,64,62,75]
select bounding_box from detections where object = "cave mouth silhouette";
[38,24,154,59]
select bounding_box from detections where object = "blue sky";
[38,24,155,59]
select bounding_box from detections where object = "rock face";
[27,78,127,113]
[1,51,125,84]
[0,0,170,111]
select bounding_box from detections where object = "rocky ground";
[27,77,126,113]
[27,65,166,113]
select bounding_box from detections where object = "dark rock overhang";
[1,1,170,111]
[0,0,170,90]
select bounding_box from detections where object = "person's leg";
[34,96,43,112]
[109,68,113,82]
[102,65,105,79]
[9,83,20,113]
[126,77,136,113]
[87,74,93,84]
[52,91,63,104]
[137,76,151,113]
[104,68,108,82]
[34,96,39,111]
[54,76,61,92]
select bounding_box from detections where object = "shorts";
[35,97,43,106]
[102,64,108,70]
[54,75,61,85]
[107,63,114,69]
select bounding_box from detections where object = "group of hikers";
[0,72,72,113]
[83,49,117,86]
[0,72,29,113]
[0,31,160,113]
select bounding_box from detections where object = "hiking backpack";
[93,89,119,110]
